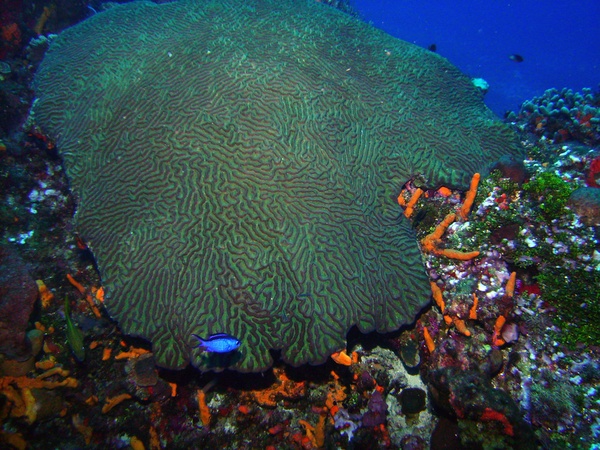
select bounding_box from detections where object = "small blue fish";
[192,333,241,353]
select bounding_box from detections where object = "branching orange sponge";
[459,172,480,220]
[403,188,423,218]
[66,274,102,318]
[423,327,435,353]
[421,212,479,260]
[436,248,480,260]
[421,213,456,253]
[452,317,471,337]
[505,272,517,298]
[197,390,211,427]
[430,282,445,313]
[469,293,478,320]
[330,349,352,366]
[492,315,507,346]
[101,393,132,414]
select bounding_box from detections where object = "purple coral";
[361,390,387,427]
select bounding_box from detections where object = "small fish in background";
[192,333,241,353]
[427,43,437,52]
[509,53,524,63]
[64,296,85,361]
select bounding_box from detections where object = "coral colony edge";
[0,0,599,449]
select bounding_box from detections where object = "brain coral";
[32,0,524,372]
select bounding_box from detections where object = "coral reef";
[2,87,599,447]
[507,86,600,146]
[32,0,522,372]
[0,0,599,448]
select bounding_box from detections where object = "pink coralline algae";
[587,155,600,187]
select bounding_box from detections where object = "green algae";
[522,172,575,220]
[537,268,600,348]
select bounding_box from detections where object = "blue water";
[352,0,600,117]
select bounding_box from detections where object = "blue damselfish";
[192,333,241,353]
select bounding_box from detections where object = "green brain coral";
[32,0,524,371]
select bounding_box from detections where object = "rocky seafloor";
[1,3,600,450]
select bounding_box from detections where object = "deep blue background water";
[351,0,600,117]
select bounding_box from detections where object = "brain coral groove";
[33,0,523,372]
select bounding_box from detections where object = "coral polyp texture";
[32,0,523,371]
